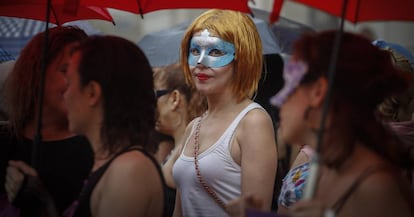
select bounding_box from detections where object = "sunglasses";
[155,89,172,98]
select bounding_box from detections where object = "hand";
[226,195,264,217]
[5,160,38,202]
[290,199,332,217]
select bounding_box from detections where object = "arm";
[154,140,174,164]
[5,160,37,201]
[237,109,278,211]
[94,151,164,217]
[162,119,195,189]
[277,149,311,215]
[172,189,182,217]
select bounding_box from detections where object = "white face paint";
[188,29,235,68]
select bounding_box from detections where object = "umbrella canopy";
[0,0,114,25]
[251,8,315,55]
[138,17,281,67]
[271,0,414,23]
[81,0,251,17]
[0,46,15,63]
[0,17,103,58]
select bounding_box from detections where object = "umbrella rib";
[136,0,144,19]
[50,4,60,26]
[354,0,361,23]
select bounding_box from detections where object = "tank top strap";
[222,102,264,143]
[332,166,389,214]
[72,146,166,217]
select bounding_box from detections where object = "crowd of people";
[0,8,413,217]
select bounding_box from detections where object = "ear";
[169,89,181,111]
[85,81,102,107]
[308,77,328,108]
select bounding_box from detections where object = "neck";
[172,124,186,148]
[206,96,250,118]
[23,117,72,141]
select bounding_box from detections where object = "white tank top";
[172,102,264,217]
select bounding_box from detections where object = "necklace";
[193,114,226,210]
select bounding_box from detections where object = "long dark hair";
[4,26,87,139]
[75,35,156,154]
[294,30,412,169]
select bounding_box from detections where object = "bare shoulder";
[352,168,414,216]
[359,169,408,194]
[240,107,273,128]
[106,150,161,185]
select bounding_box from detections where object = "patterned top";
[278,145,313,208]
[278,162,310,207]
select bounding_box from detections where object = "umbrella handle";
[303,153,320,199]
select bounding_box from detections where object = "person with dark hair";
[228,30,414,217]
[1,26,93,217]
[63,35,165,217]
[153,62,207,217]
[172,9,277,217]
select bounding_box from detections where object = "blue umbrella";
[0,46,15,63]
[0,17,102,59]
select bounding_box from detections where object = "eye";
[190,48,200,56]
[208,49,225,57]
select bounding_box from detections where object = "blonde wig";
[180,9,263,102]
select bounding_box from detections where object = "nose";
[197,49,206,65]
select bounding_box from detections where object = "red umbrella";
[74,0,251,18]
[0,0,114,25]
[270,0,414,23]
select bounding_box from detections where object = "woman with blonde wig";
[172,9,277,217]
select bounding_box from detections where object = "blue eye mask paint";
[188,29,235,68]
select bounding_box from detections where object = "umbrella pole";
[303,0,348,199]
[31,0,52,169]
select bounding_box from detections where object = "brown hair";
[153,63,207,120]
[74,35,156,154]
[4,26,87,139]
[293,30,412,168]
[377,47,414,122]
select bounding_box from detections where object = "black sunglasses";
[155,89,172,98]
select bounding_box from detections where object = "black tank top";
[72,147,166,217]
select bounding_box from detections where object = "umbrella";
[269,0,414,200]
[138,16,281,67]
[251,8,315,55]
[0,46,15,63]
[270,0,414,23]
[0,0,114,25]
[0,17,103,58]
[81,0,251,18]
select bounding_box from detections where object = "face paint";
[270,60,308,107]
[188,29,235,68]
